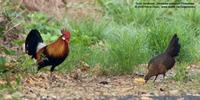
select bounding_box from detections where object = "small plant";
[0,57,6,72]
[174,63,188,81]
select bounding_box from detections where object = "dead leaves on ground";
[133,77,145,85]
[1,61,200,99]
[2,70,200,99]
[0,79,6,85]
[70,61,106,80]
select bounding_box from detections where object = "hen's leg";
[162,73,166,83]
[153,75,158,83]
[163,73,166,79]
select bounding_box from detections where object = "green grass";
[174,63,188,81]
[97,0,160,26]
[1,0,200,80]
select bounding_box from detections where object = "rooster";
[144,34,180,83]
[25,29,70,73]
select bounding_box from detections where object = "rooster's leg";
[153,75,158,82]
[37,59,50,72]
[49,66,56,81]
[37,66,46,72]
[48,73,54,84]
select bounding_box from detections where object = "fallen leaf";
[0,79,6,85]
[133,77,145,85]
[25,77,35,84]
[4,94,12,100]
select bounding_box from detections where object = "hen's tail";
[25,29,43,59]
[165,34,181,57]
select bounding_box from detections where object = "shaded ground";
[1,64,200,99]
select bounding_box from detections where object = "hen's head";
[61,29,71,42]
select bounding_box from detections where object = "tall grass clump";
[180,9,200,36]
[97,0,159,26]
[102,24,148,75]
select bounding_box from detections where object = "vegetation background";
[0,0,200,99]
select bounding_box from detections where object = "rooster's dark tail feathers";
[25,29,43,59]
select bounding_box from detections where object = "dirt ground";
[1,64,200,99]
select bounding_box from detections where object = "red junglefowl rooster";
[25,29,70,74]
[144,34,180,83]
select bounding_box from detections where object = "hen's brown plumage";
[144,34,180,83]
